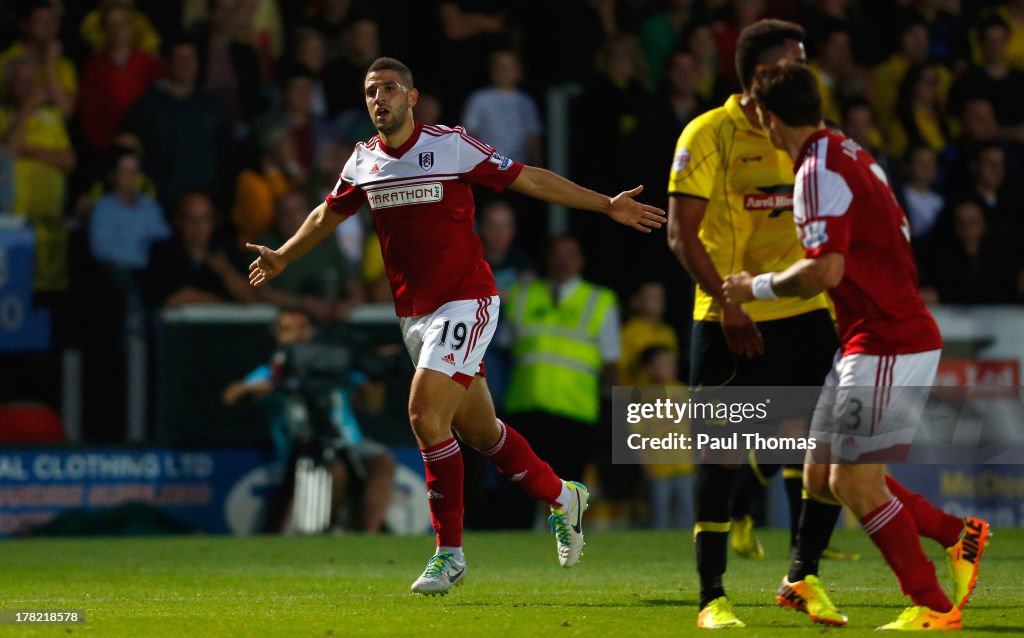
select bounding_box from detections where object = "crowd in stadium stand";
[1,0,1022,453]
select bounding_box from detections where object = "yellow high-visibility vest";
[506,280,617,424]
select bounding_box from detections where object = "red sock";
[861,498,952,612]
[885,475,963,548]
[421,438,464,547]
[482,420,563,506]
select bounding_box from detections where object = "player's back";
[794,129,941,355]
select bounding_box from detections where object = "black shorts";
[689,309,837,387]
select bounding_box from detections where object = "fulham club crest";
[418,152,434,171]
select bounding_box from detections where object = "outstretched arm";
[508,165,666,233]
[247,202,344,287]
[723,253,845,304]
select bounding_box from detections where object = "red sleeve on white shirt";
[798,162,853,258]
[453,127,525,192]
[324,150,365,216]
[324,177,366,217]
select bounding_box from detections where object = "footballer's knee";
[803,464,834,502]
[451,420,501,451]
[828,465,887,515]
[408,408,453,447]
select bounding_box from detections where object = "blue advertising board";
[0,227,50,351]
[0,448,276,537]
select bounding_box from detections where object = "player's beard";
[375,104,408,136]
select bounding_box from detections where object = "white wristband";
[751,273,779,300]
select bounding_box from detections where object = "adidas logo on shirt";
[369,163,380,174]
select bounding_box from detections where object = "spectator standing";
[478,200,533,409]
[123,38,226,209]
[0,0,76,119]
[462,50,542,166]
[324,19,381,117]
[80,0,161,54]
[807,22,865,124]
[640,0,697,83]
[193,0,264,134]
[618,281,678,386]
[77,2,163,153]
[277,27,329,118]
[872,18,948,134]
[0,56,76,291]
[995,0,1024,71]
[949,16,1024,133]
[899,145,945,239]
[231,121,305,247]
[960,143,1022,241]
[938,97,1019,192]
[888,62,951,159]
[505,237,620,486]
[633,345,693,530]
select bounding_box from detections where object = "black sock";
[782,465,804,550]
[788,497,842,582]
[696,464,739,609]
[728,460,779,520]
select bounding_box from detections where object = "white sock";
[553,480,572,510]
[438,546,464,562]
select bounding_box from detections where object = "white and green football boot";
[548,481,590,567]
[410,550,466,596]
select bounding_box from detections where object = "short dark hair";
[16,0,52,22]
[276,306,315,326]
[970,140,1004,163]
[976,15,1010,39]
[752,63,822,127]
[735,19,805,91]
[161,34,198,59]
[365,57,414,89]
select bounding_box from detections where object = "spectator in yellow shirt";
[871,18,950,134]
[996,1,1024,70]
[0,1,77,119]
[231,122,305,247]
[0,56,76,290]
[888,62,952,159]
[1,57,75,218]
[632,345,693,529]
[79,0,162,54]
[619,281,679,385]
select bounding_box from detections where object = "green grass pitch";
[1,529,1020,636]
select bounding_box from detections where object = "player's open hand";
[722,272,755,305]
[608,185,666,233]
[720,303,764,359]
[246,243,287,287]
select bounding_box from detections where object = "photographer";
[223,307,395,533]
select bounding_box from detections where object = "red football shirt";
[793,129,942,355]
[325,122,524,316]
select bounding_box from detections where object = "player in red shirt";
[246,57,665,595]
[723,64,989,631]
